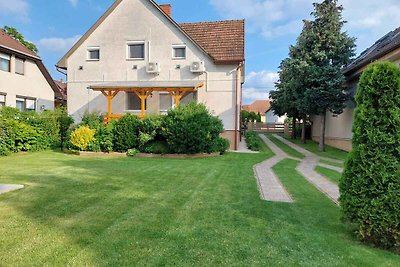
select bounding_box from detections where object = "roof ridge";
[179,19,245,25]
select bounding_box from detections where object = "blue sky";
[1,0,399,104]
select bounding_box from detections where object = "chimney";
[160,4,171,17]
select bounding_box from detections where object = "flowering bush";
[69,126,96,151]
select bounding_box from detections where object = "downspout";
[234,62,243,150]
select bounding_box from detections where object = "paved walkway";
[253,134,294,203]
[231,137,260,154]
[0,184,24,195]
[272,134,341,204]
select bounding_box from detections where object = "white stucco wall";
[0,55,54,111]
[66,0,241,131]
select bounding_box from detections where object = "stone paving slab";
[272,134,340,205]
[0,184,24,195]
[317,163,344,173]
[254,135,293,203]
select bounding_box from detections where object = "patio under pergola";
[89,81,205,123]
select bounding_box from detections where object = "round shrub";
[69,126,96,151]
[339,62,400,251]
[212,137,230,154]
[113,114,141,152]
[162,102,224,154]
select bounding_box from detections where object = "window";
[15,57,25,75]
[16,96,36,112]
[126,92,146,111]
[87,47,100,61]
[0,52,11,72]
[127,42,145,60]
[0,93,6,107]
[172,45,186,59]
[159,93,173,111]
[181,92,197,105]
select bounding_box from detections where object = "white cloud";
[210,0,400,52]
[243,70,278,103]
[0,0,29,20]
[68,0,78,7]
[38,35,81,53]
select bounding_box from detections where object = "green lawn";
[267,134,305,159]
[281,134,349,161]
[319,159,344,168]
[0,151,398,266]
[315,166,342,184]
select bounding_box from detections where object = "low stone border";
[0,184,24,195]
[63,149,220,159]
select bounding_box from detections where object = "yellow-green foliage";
[70,126,96,151]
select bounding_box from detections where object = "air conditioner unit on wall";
[146,62,160,74]
[190,61,205,73]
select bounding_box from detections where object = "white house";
[0,29,56,112]
[57,0,245,150]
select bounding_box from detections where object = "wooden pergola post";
[101,90,119,123]
[169,90,186,107]
[133,89,153,118]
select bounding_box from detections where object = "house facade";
[57,0,245,150]
[311,27,400,151]
[0,29,56,112]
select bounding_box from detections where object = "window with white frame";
[87,47,100,61]
[16,96,36,112]
[159,93,173,111]
[127,42,145,60]
[15,57,25,75]
[172,45,186,59]
[0,93,6,107]
[0,52,11,72]
[126,92,146,111]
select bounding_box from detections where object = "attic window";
[173,45,186,59]
[15,57,25,75]
[87,47,100,61]
[127,41,145,60]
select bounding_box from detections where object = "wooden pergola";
[90,81,204,123]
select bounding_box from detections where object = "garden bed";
[63,149,220,159]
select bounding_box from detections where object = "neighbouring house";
[56,0,245,150]
[54,79,67,108]
[0,29,56,112]
[243,100,286,124]
[311,26,400,151]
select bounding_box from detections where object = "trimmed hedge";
[245,131,261,151]
[339,62,400,252]
[0,107,73,156]
[162,102,225,154]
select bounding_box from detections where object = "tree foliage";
[3,26,38,53]
[339,62,400,251]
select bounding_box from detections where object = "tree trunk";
[301,115,306,144]
[291,117,296,139]
[319,111,326,152]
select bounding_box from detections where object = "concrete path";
[272,134,340,204]
[253,134,294,203]
[0,184,24,195]
[231,137,260,154]
[318,163,343,173]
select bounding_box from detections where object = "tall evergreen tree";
[3,26,38,54]
[299,0,356,151]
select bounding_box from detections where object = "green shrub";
[339,62,400,251]
[0,119,15,155]
[162,102,224,154]
[127,148,140,157]
[212,137,230,154]
[113,114,141,152]
[245,131,261,151]
[142,140,170,154]
[69,126,96,151]
[138,115,163,150]
[79,112,113,152]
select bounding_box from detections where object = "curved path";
[272,134,341,205]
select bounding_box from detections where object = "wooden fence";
[247,122,288,133]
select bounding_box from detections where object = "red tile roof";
[0,29,38,58]
[243,100,271,114]
[180,20,245,64]
[54,80,67,100]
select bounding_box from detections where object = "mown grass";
[281,134,349,161]
[319,159,344,168]
[0,151,398,266]
[267,134,305,159]
[315,166,342,184]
